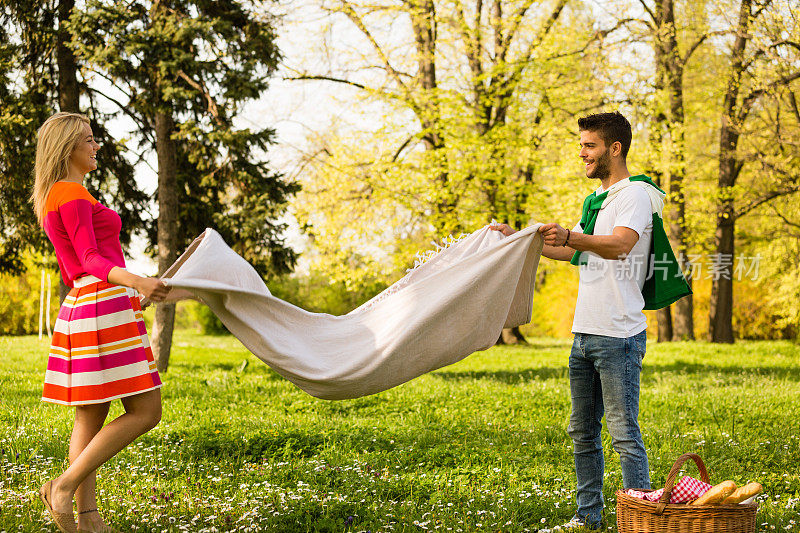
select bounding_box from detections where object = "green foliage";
[291,0,599,289]
[0,3,56,272]
[528,265,796,341]
[755,234,800,338]
[2,332,800,530]
[181,301,230,336]
[288,0,800,338]
[524,262,579,339]
[648,277,796,341]
[0,253,59,335]
[267,271,388,315]
[69,0,298,276]
[0,2,147,274]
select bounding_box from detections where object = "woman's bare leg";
[68,402,116,531]
[68,403,109,524]
[49,389,162,515]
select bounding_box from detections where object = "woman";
[31,112,171,533]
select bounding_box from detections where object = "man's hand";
[492,221,574,261]
[539,223,570,247]
[489,223,516,236]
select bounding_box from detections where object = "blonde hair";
[31,112,92,224]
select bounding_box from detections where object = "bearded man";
[492,111,685,530]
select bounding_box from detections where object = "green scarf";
[571,174,692,310]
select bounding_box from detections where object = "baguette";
[722,482,762,504]
[692,480,737,505]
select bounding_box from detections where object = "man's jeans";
[568,331,651,527]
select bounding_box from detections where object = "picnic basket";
[616,452,758,533]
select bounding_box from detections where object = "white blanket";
[154,224,544,399]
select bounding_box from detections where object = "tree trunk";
[709,128,738,343]
[57,0,79,305]
[651,0,694,340]
[709,0,751,344]
[664,116,694,340]
[668,194,694,340]
[408,0,457,233]
[497,326,528,345]
[152,111,179,372]
[671,284,693,340]
[662,0,693,340]
[709,108,741,345]
[657,308,672,342]
[57,0,79,113]
[709,218,735,343]
[59,280,70,305]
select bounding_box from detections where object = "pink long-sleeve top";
[43,181,126,288]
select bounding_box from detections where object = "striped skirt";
[42,275,162,405]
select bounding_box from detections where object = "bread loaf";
[722,482,762,504]
[691,480,737,505]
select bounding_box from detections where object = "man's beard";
[587,149,611,180]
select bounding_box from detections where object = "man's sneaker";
[539,517,602,532]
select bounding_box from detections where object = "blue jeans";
[568,331,650,527]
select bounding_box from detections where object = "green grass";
[1,332,799,532]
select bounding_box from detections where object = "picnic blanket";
[151,224,544,399]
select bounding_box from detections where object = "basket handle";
[655,453,710,514]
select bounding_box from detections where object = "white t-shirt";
[571,184,653,338]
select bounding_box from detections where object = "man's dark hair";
[577,111,632,159]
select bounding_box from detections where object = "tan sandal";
[39,480,79,533]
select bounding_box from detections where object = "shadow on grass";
[522,339,573,351]
[167,428,327,460]
[156,422,569,466]
[642,361,800,381]
[433,361,800,385]
[432,367,568,384]
[175,360,283,378]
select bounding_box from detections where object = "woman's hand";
[108,267,171,302]
[489,223,516,236]
[135,277,171,302]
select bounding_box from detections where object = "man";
[492,111,658,531]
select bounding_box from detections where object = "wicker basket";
[616,453,757,533]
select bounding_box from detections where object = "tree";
[637,0,718,341]
[288,0,617,339]
[70,0,298,370]
[0,1,147,294]
[731,77,800,337]
[0,3,51,275]
[709,0,800,342]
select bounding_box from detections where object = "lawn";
[1,332,799,532]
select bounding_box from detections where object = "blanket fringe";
[351,230,470,314]
[410,232,469,271]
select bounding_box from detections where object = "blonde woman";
[32,112,170,533]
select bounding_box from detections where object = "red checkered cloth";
[626,476,712,504]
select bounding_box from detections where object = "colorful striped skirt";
[42,275,162,405]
